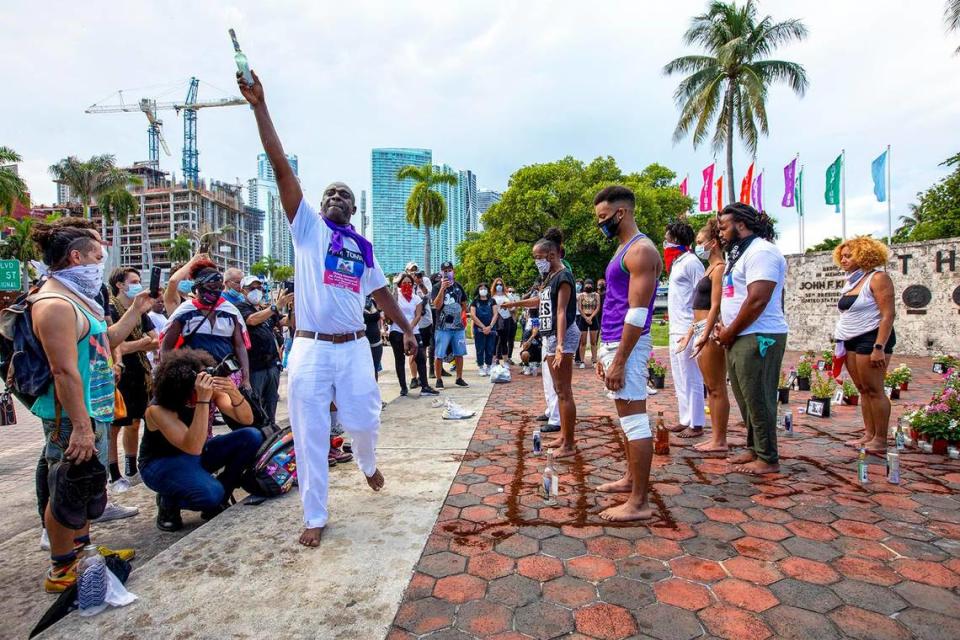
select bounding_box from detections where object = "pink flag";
[782,158,797,207]
[699,164,714,212]
[751,171,763,211]
[679,176,688,197]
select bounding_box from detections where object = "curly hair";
[188,258,218,280]
[720,203,776,241]
[698,217,721,243]
[153,348,216,410]
[666,221,695,247]
[832,236,889,270]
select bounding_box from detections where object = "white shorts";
[598,333,653,401]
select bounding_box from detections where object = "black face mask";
[584,286,594,293]
[598,212,622,239]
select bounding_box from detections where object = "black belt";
[294,330,366,344]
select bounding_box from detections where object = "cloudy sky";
[2,0,958,254]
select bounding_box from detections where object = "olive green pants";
[727,333,787,464]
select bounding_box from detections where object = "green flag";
[795,166,804,216]
[825,154,842,213]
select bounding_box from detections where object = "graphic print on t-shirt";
[723,272,734,298]
[538,288,553,333]
[324,246,365,293]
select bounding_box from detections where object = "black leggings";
[420,324,435,370]
[36,451,48,526]
[390,331,427,391]
[496,317,516,360]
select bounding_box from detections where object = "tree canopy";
[806,236,842,254]
[455,156,691,295]
[893,153,960,243]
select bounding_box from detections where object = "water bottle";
[532,429,542,455]
[229,28,254,85]
[784,409,793,437]
[542,452,559,505]
[76,544,107,610]
[857,448,869,484]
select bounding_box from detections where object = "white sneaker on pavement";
[647,384,658,395]
[93,501,139,522]
[40,528,50,551]
[125,472,142,487]
[109,477,133,494]
[442,400,476,420]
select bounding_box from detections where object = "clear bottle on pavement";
[857,447,869,484]
[76,544,107,610]
[542,451,559,504]
[654,411,670,455]
[894,420,906,450]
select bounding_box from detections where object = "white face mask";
[246,289,264,305]
[479,288,489,297]
[535,258,551,275]
[695,244,711,260]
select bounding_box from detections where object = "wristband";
[624,307,649,328]
[873,344,883,350]
[196,400,210,405]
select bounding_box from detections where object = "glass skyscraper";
[248,152,298,266]
[371,148,432,274]
[477,189,502,229]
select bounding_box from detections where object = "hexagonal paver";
[418,552,468,578]
[896,607,960,640]
[704,506,750,524]
[722,556,783,585]
[768,578,842,613]
[635,537,684,560]
[567,555,618,581]
[543,575,598,607]
[574,603,638,640]
[540,534,588,559]
[732,537,788,562]
[585,535,635,559]
[680,536,737,561]
[514,602,575,639]
[394,597,455,635]
[712,578,779,612]
[762,605,841,640]
[433,574,486,604]
[516,555,564,582]
[893,580,960,617]
[454,600,512,637]
[634,602,704,640]
[598,575,655,610]
[460,505,499,523]
[669,555,727,582]
[467,552,515,580]
[699,603,773,640]
[786,519,838,541]
[487,573,540,607]
[406,572,436,599]
[778,557,841,585]
[828,605,911,640]
[891,558,960,588]
[829,579,908,615]
[617,555,671,582]
[833,557,901,586]
[653,578,712,611]
[694,521,746,542]
[739,521,791,542]
[830,519,886,540]
[494,533,539,558]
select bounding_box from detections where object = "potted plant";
[778,370,790,404]
[810,372,837,418]
[892,363,912,391]
[932,355,959,374]
[796,355,813,391]
[820,348,834,372]
[884,372,902,400]
[909,408,956,454]
[648,359,666,389]
[841,378,860,406]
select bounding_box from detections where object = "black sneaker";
[455,378,469,387]
[436,379,445,389]
[48,459,106,529]
[155,494,183,532]
[535,414,549,422]
[400,388,408,397]
[410,377,420,388]
[542,423,561,433]
[441,368,451,377]
[421,386,440,396]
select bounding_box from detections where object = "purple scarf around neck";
[323,216,374,267]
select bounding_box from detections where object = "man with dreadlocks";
[712,203,788,476]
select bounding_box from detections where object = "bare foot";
[666,423,688,433]
[552,445,577,460]
[677,427,704,439]
[863,438,888,454]
[299,527,324,547]
[366,469,385,492]
[728,451,756,465]
[597,477,633,493]
[599,501,654,522]
[544,437,564,449]
[845,437,869,448]
[694,440,729,452]
[734,460,780,475]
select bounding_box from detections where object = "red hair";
[188,259,218,279]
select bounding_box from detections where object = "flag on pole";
[740,163,754,205]
[825,154,842,213]
[782,158,797,207]
[716,176,724,211]
[795,166,804,216]
[699,164,714,211]
[751,171,763,211]
[871,149,888,202]
[680,176,688,197]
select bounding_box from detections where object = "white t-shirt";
[290,198,388,334]
[667,252,704,334]
[720,237,789,335]
[392,292,422,335]
[493,294,512,319]
[416,278,433,328]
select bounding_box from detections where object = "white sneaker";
[40,528,50,551]
[521,366,530,376]
[479,366,489,377]
[647,384,658,395]
[442,400,476,420]
[125,472,142,487]
[109,477,133,494]
[578,362,586,369]
[93,501,139,522]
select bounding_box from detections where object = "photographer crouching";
[140,348,263,532]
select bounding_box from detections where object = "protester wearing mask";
[222,268,245,306]
[364,295,384,379]
[519,301,542,375]
[470,282,499,376]
[491,278,516,366]
[107,267,160,491]
[432,261,469,388]
[29,222,154,592]
[713,203,787,476]
[573,278,585,366]
[576,278,601,368]
[235,275,292,425]
[164,257,202,316]
[405,263,434,386]
[392,273,439,396]
[663,221,706,439]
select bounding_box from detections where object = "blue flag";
[872,149,887,202]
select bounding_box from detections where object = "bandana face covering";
[400,283,414,300]
[51,262,106,312]
[535,259,551,275]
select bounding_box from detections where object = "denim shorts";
[544,324,582,356]
[598,333,653,401]
[434,329,467,358]
[42,416,110,469]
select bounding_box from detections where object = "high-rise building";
[431,164,463,274]
[477,189,502,229]
[459,170,478,234]
[372,148,432,274]
[248,152,297,266]
[56,182,78,204]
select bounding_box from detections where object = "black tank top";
[693,274,713,311]
[139,404,199,467]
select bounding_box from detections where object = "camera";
[416,271,425,279]
[204,354,241,377]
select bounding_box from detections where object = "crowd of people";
[22,65,903,595]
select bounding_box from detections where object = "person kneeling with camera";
[140,348,264,532]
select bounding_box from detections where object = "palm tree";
[161,232,193,264]
[947,1,960,53]
[192,223,236,258]
[272,265,294,283]
[0,147,29,216]
[48,155,135,218]
[250,256,280,280]
[397,165,458,273]
[97,187,142,269]
[896,203,924,235]
[664,0,809,203]
[0,216,39,292]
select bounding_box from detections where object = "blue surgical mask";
[125,283,144,297]
[223,288,245,304]
[695,244,710,260]
[535,259,551,275]
[178,280,194,294]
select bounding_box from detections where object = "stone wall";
[784,237,960,356]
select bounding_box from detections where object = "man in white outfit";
[664,221,706,439]
[239,70,417,547]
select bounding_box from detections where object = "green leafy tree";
[397,165,458,274]
[0,216,38,291]
[806,236,842,254]
[161,232,193,264]
[894,154,960,242]
[272,265,294,282]
[48,154,136,218]
[665,0,809,202]
[0,147,29,216]
[250,256,280,280]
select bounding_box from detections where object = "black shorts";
[576,316,599,332]
[844,327,896,356]
[524,346,542,362]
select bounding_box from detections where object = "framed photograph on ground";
[933,363,945,374]
[884,386,893,398]
[806,399,826,417]
[817,360,826,371]
[833,388,844,405]
[787,371,798,390]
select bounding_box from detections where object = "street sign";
[0,260,21,291]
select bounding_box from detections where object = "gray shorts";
[544,324,582,356]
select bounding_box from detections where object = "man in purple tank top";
[593,186,662,522]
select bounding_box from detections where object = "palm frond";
[0,146,23,164]
[946,0,960,31]
[663,55,719,76]
[752,59,809,96]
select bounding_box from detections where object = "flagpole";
[796,153,801,254]
[886,144,892,242]
[800,164,806,252]
[841,148,847,240]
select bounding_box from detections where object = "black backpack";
[0,291,63,407]
[241,425,297,498]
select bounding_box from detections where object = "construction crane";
[86,77,246,184]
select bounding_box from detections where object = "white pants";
[287,337,380,528]
[669,332,705,428]
[542,350,560,426]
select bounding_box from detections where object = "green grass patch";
[650,316,669,347]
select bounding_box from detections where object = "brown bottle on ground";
[654,411,670,455]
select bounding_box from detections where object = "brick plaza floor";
[388,353,960,640]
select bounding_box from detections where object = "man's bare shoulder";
[624,236,661,268]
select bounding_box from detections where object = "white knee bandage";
[624,307,649,328]
[620,413,651,441]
